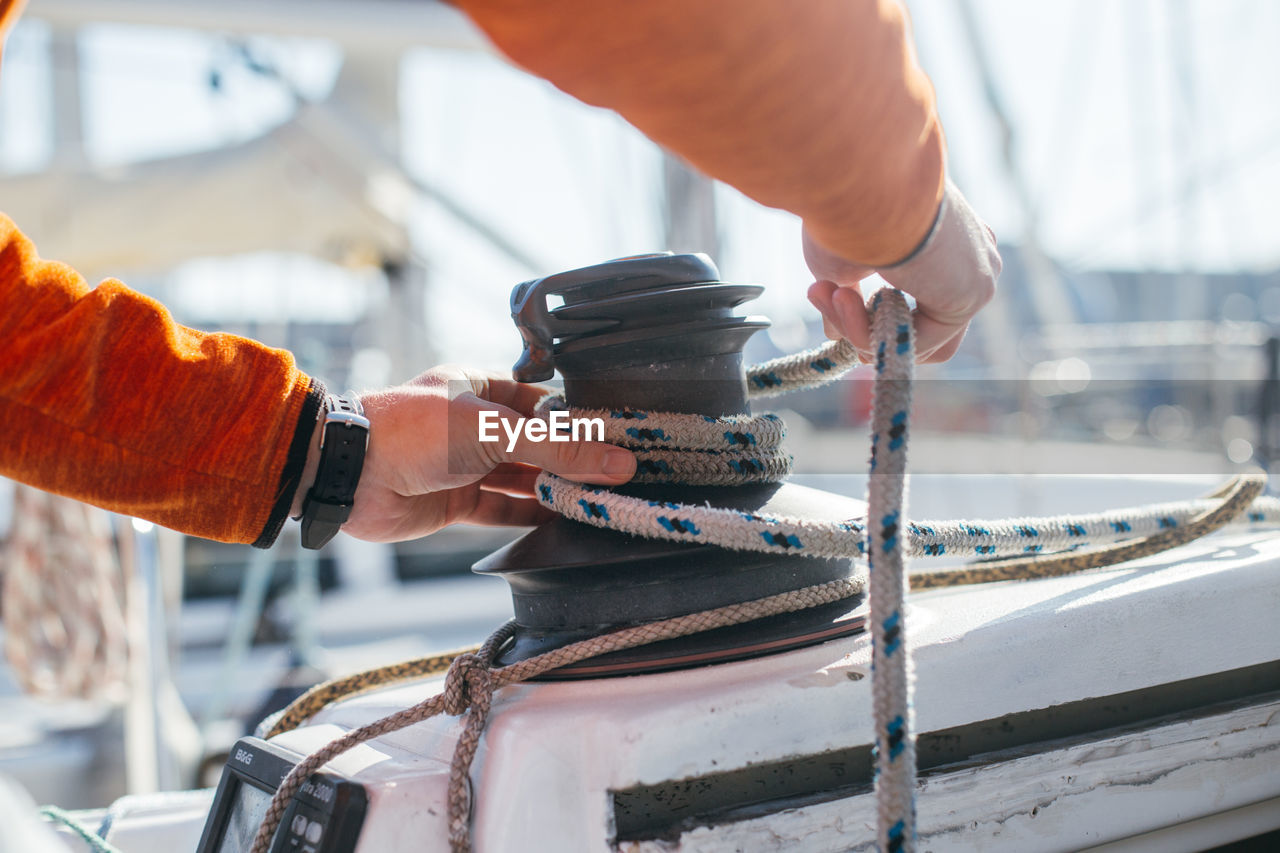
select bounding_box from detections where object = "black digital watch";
[299,393,369,550]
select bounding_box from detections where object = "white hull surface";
[57,476,1280,851]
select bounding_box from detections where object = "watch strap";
[300,393,369,549]
[253,379,326,549]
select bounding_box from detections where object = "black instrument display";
[196,736,367,853]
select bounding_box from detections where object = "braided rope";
[536,399,793,486]
[866,290,915,851]
[2,486,130,702]
[266,475,1269,748]
[252,289,1274,853]
[536,471,1278,562]
[251,478,1259,853]
[37,806,124,853]
[249,577,864,853]
[265,645,482,739]
[911,473,1266,590]
[531,336,1278,562]
[746,337,862,397]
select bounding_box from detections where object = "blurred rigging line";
[956,0,1076,327]
[1032,0,1098,222]
[955,0,1032,223]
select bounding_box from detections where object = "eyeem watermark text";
[478,411,605,452]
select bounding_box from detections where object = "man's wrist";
[879,187,948,271]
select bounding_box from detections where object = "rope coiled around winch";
[560,406,792,486]
[253,289,1275,853]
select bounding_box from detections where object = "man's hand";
[324,366,635,543]
[804,179,1001,364]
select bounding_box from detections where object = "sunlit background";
[0,0,1277,811]
[3,0,1276,463]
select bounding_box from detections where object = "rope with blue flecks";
[537,464,1279,563]
[529,289,1276,853]
[257,288,1275,853]
[536,294,919,849]
[540,404,793,486]
[865,289,916,852]
[533,350,1280,570]
[266,453,1270,747]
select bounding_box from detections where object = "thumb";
[461,396,636,486]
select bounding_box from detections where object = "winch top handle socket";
[510,252,721,382]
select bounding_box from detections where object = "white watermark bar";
[478,410,605,453]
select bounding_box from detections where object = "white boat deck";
[19,474,1280,851]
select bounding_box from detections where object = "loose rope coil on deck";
[2,486,130,702]
[253,289,1274,853]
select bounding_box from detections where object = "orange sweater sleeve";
[456,0,946,266]
[0,0,22,49]
[0,215,322,545]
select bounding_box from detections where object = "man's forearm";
[0,214,318,546]
[459,0,945,266]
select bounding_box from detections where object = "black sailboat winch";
[473,253,866,678]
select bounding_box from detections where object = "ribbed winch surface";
[477,253,866,676]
